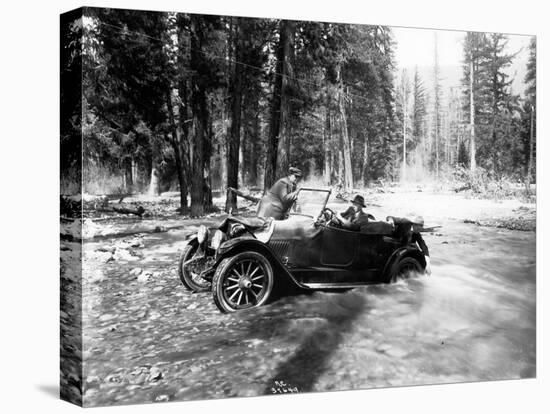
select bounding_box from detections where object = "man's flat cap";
[288,167,303,177]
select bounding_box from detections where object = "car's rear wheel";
[388,256,423,283]
[178,240,211,292]
[212,251,274,313]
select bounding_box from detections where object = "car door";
[356,233,399,270]
[320,226,358,267]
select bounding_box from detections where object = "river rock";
[190,365,203,373]
[113,248,137,262]
[375,342,408,358]
[375,342,392,353]
[245,338,264,348]
[137,272,152,283]
[104,373,124,383]
[88,269,105,283]
[99,313,116,322]
[148,367,163,381]
[234,383,264,397]
[130,267,142,276]
[154,394,170,402]
[149,311,161,321]
[136,309,148,319]
[129,238,145,248]
[86,375,102,387]
[384,347,409,358]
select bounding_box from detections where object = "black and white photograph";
[56,2,538,409]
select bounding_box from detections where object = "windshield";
[290,188,331,218]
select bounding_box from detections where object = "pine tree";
[396,69,411,179]
[524,36,536,190]
[411,67,427,149]
[484,33,514,176]
[432,33,443,179]
[462,31,488,171]
[264,19,296,191]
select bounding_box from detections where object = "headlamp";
[211,229,225,250]
[197,225,208,244]
[229,223,246,238]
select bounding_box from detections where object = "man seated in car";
[387,214,431,274]
[332,194,370,231]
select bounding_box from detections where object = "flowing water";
[74,192,536,406]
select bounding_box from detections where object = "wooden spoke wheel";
[178,240,211,292]
[212,252,274,313]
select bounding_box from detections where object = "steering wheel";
[319,208,343,228]
[321,207,335,221]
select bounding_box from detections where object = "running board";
[301,282,371,289]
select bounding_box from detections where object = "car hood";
[271,214,321,241]
[218,214,320,244]
[218,216,272,233]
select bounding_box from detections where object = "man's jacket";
[257,177,296,220]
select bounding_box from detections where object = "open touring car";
[178,188,428,313]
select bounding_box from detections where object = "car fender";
[382,246,427,282]
[186,233,198,242]
[216,237,305,289]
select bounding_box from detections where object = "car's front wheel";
[212,251,274,313]
[178,240,212,292]
[388,256,423,283]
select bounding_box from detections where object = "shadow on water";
[259,292,369,393]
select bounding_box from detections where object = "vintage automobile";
[178,188,427,313]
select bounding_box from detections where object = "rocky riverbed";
[60,190,536,407]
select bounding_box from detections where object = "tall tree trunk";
[275,20,296,179]
[330,139,336,185]
[401,68,408,181]
[336,64,353,192]
[219,110,228,193]
[323,103,332,186]
[525,105,534,194]
[264,20,294,192]
[147,165,159,196]
[491,64,499,177]
[166,94,188,213]
[362,139,369,187]
[225,18,244,213]
[124,158,133,193]
[173,143,187,212]
[433,34,440,180]
[248,103,260,186]
[189,18,211,217]
[219,17,232,196]
[203,98,214,209]
[337,149,344,188]
[130,157,137,191]
[239,134,246,186]
[469,53,476,171]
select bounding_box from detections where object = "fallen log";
[454,184,471,193]
[97,204,146,217]
[421,225,442,233]
[227,187,261,203]
[82,194,109,208]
